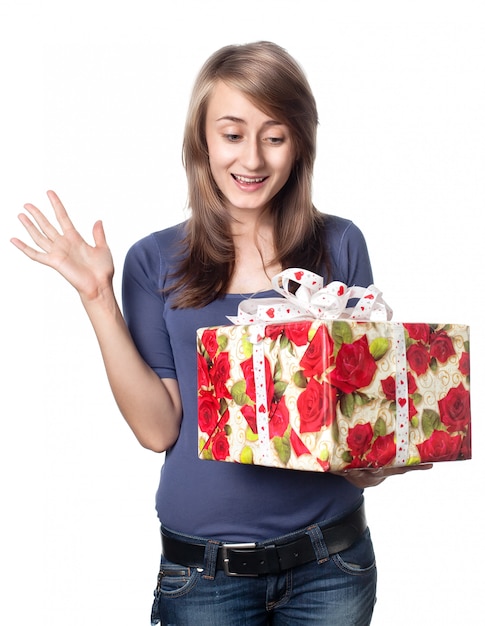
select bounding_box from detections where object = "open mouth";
[232,174,268,184]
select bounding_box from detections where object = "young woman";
[12,41,429,625]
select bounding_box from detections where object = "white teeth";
[234,175,265,183]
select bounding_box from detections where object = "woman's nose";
[240,138,264,170]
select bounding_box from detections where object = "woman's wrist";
[79,281,119,317]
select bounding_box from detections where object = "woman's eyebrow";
[215,115,284,126]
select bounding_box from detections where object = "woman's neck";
[226,222,281,294]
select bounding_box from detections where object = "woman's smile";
[231,173,269,190]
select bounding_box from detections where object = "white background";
[1,1,484,624]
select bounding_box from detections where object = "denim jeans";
[150,525,377,625]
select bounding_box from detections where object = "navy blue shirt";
[122,214,373,541]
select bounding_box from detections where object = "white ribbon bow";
[228,268,393,324]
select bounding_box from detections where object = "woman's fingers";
[11,191,115,300]
[338,463,434,488]
[10,232,51,264]
[16,210,55,253]
[46,189,76,233]
[16,190,76,250]
[11,191,84,269]
[382,463,433,476]
[92,219,108,249]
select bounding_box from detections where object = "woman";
[12,41,428,625]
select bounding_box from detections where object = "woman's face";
[205,81,295,219]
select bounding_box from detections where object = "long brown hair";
[170,41,329,308]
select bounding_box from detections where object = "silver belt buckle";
[221,542,257,577]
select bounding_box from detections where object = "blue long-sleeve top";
[122,214,373,542]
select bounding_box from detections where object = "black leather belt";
[161,503,367,577]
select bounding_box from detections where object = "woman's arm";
[11,190,182,452]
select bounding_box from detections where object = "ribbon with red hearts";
[247,323,272,465]
[393,324,409,466]
[227,267,393,325]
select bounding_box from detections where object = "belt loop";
[306,524,330,564]
[202,540,220,580]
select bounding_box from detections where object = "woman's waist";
[156,459,362,542]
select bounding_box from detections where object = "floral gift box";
[197,270,471,473]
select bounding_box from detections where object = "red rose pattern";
[198,321,471,470]
[265,324,286,342]
[407,342,430,376]
[200,328,219,360]
[381,372,417,402]
[198,390,222,435]
[297,378,337,433]
[416,430,462,462]
[458,352,470,376]
[209,351,232,399]
[429,330,455,363]
[197,352,210,389]
[365,433,397,468]
[404,323,430,344]
[269,396,290,438]
[282,321,313,346]
[328,335,377,393]
[347,423,374,457]
[211,430,230,461]
[438,382,471,433]
[300,324,334,378]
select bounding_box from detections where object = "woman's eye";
[266,137,284,145]
[224,134,241,142]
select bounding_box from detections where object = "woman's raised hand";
[12,190,182,450]
[11,190,115,302]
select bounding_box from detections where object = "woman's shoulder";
[131,221,188,252]
[319,213,372,285]
[320,212,369,255]
[125,221,188,263]
[321,213,366,242]
[123,221,188,285]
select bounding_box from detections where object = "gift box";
[197,270,471,473]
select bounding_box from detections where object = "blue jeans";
[150,525,377,625]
